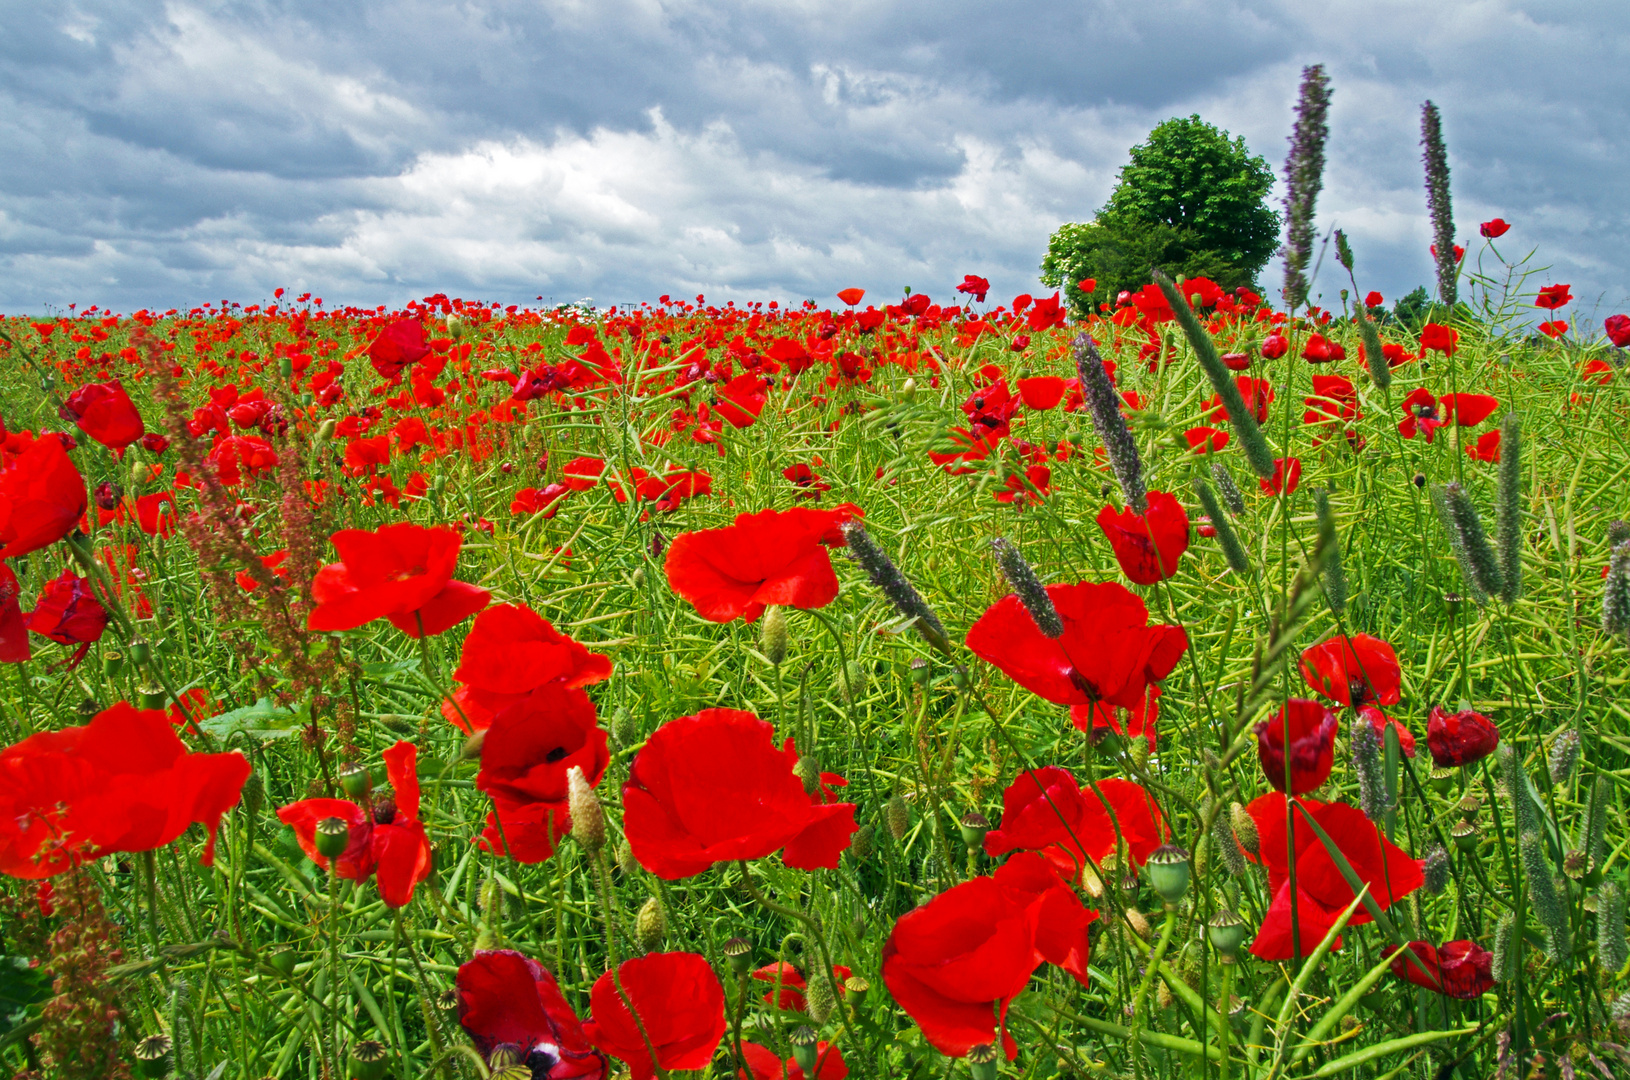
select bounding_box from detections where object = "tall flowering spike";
[1605,541,1630,635]
[1281,65,1333,312]
[1496,413,1522,605]
[841,520,951,654]
[1422,846,1450,896]
[1587,776,1611,872]
[1312,489,1346,616]
[1351,719,1387,822]
[1152,271,1276,479]
[1499,744,1541,839]
[1193,479,1249,574]
[990,538,1062,639]
[1072,333,1146,512]
[1211,461,1246,516]
[1520,830,1571,963]
[1439,483,1502,602]
[1422,101,1458,307]
[1357,303,1391,390]
[1431,485,1486,605]
[1599,882,1628,974]
[1490,911,1516,984]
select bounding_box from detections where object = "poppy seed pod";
[1208,910,1249,962]
[338,762,371,799]
[790,1026,819,1073]
[129,638,152,667]
[967,1043,1000,1080]
[566,766,604,852]
[347,1040,391,1080]
[958,811,991,850]
[724,937,753,976]
[760,605,788,666]
[1429,765,1456,794]
[844,974,869,1006]
[1451,820,1479,853]
[135,1034,172,1078]
[885,793,910,841]
[1458,794,1481,822]
[315,816,350,859]
[1229,802,1260,856]
[1146,845,1191,907]
[102,650,125,677]
[636,897,666,953]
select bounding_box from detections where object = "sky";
[1,0,1626,321]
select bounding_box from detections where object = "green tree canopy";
[1041,115,1279,314]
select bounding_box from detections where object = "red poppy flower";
[444,603,612,733]
[478,683,609,864]
[1425,706,1499,767]
[235,550,290,593]
[367,318,431,379]
[0,435,87,560]
[277,740,433,907]
[1260,332,1288,360]
[1096,492,1189,584]
[836,288,865,307]
[1205,376,1274,423]
[1480,219,1510,239]
[1070,684,1161,749]
[1017,376,1066,410]
[308,523,490,638]
[782,463,832,499]
[1301,334,1343,363]
[1221,351,1251,370]
[1538,320,1568,339]
[1387,940,1495,999]
[582,952,725,1080]
[59,380,145,451]
[1364,291,1385,308]
[135,491,177,537]
[1358,706,1416,758]
[511,484,569,518]
[882,851,1095,1059]
[1605,314,1630,348]
[740,1040,847,1080]
[25,570,108,669]
[1397,388,1443,441]
[1256,699,1338,794]
[0,563,27,664]
[716,372,770,428]
[1299,633,1401,708]
[983,767,1167,881]
[957,275,991,302]
[751,961,852,1012]
[0,701,249,878]
[561,456,607,491]
[1244,793,1424,958]
[1534,284,1573,310]
[664,506,855,623]
[1419,323,1458,356]
[1260,457,1301,496]
[966,580,1186,709]
[1183,427,1230,454]
[1076,277,1097,293]
[456,950,607,1078]
[1466,430,1502,462]
[622,709,856,878]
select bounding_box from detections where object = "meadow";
[0,242,1625,1080]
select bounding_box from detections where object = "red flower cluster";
[983,767,1167,882]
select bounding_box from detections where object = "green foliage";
[1392,285,1432,329]
[1041,115,1278,313]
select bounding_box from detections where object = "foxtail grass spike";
[1194,479,1250,574]
[1282,65,1332,312]
[1499,744,1541,839]
[1211,810,1247,877]
[1442,482,1503,600]
[1587,775,1610,871]
[842,520,951,654]
[1548,730,1579,784]
[1431,484,1487,605]
[1312,488,1346,615]
[1604,541,1630,635]
[1422,845,1450,896]
[1599,882,1628,974]
[1357,306,1390,390]
[1490,910,1516,983]
[1334,228,1354,272]
[1072,332,1146,513]
[1497,412,1522,605]
[1151,269,1277,478]
[1520,829,1571,963]
[1422,100,1458,308]
[1352,719,1386,822]
[1211,461,1246,515]
[990,538,1062,638]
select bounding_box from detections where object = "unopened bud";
[760,606,789,666]
[1229,802,1259,856]
[885,793,910,841]
[461,728,488,760]
[567,767,605,852]
[315,816,350,859]
[795,755,821,796]
[1124,907,1152,941]
[616,840,639,876]
[848,824,875,862]
[636,897,666,952]
[316,418,337,442]
[805,968,836,1023]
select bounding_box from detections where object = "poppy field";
[1,240,1629,1080]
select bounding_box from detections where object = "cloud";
[0,0,1626,318]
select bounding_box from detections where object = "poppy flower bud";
[315,417,337,442]
[957,811,990,850]
[724,936,753,976]
[266,945,296,977]
[967,1043,1000,1080]
[1598,882,1628,974]
[338,762,371,799]
[805,969,837,1023]
[1229,802,1259,856]
[1549,730,1580,783]
[849,824,875,862]
[1451,820,1479,853]
[567,766,605,852]
[1146,845,1191,907]
[315,817,350,858]
[613,707,638,748]
[636,897,666,952]
[839,660,866,704]
[795,755,821,796]
[790,1026,819,1073]
[990,537,1062,638]
[616,839,639,876]
[241,770,264,818]
[1208,910,1249,962]
[884,793,910,841]
[759,605,788,666]
[1423,845,1450,895]
[1124,907,1152,941]
[130,638,153,667]
[460,728,487,760]
[348,1040,391,1080]
[134,1034,172,1078]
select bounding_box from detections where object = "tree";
[1041,115,1279,315]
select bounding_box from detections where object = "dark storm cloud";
[0,0,1625,318]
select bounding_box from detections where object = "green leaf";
[0,957,51,1033]
[200,697,303,740]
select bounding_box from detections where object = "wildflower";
[0,563,26,664]
[1534,284,1573,310]
[1426,706,1500,768]
[0,435,88,559]
[1282,65,1333,311]
[477,682,610,864]
[1260,457,1301,496]
[307,522,491,638]
[1421,101,1457,306]
[751,961,853,1013]
[455,950,606,1078]
[740,1040,848,1080]
[1096,491,1191,584]
[956,275,990,302]
[582,952,726,1080]
[1255,699,1338,794]
[665,506,855,624]
[25,570,109,669]
[58,381,145,452]
[983,767,1167,879]
[366,318,431,379]
[1480,218,1510,238]
[1016,376,1066,410]
[1299,633,1401,709]
[443,603,612,733]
